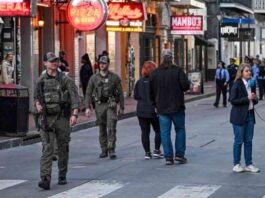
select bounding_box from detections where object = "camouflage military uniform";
[85,71,124,157]
[34,71,79,182]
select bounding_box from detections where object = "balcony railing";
[220,0,252,9]
[253,0,265,13]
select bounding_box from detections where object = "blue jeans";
[159,111,186,159]
[233,111,254,166]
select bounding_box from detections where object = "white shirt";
[242,78,254,110]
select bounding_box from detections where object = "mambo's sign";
[171,16,203,35]
[106,2,145,32]
[67,0,108,31]
[0,0,30,16]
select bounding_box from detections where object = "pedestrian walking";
[227,58,238,96]
[230,64,259,173]
[134,61,163,160]
[257,58,265,100]
[59,50,69,72]
[85,55,124,159]
[80,53,93,96]
[34,52,79,190]
[149,49,190,165]
[0,52,14,84]
[213,61,230,108]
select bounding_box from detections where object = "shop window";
[108,32,116,72]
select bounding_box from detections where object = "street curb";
[0,93,215,150]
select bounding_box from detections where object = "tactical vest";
[95,73,117,103]
[40,72,70,115]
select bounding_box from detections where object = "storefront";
[0,0,32,84]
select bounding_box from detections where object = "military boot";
[38,178,50,190]
[99,150,108,158]
[109,149,117,160]
[58,177,67,185]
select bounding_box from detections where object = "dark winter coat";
[230,79,258,125]
[134,77,157,118]
[149,65,190,115]
[80,63,93,95]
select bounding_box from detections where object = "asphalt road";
[1,96,265,198]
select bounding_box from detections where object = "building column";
[20,18,37,112]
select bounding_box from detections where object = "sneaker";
[99,151,108,158]
[233,164,244,173]
[175,155,187,164]
[145,152,152,160]
[153,150,163,158]
[38,178,50,190]
[58,177,67,185]
[165,158,174,165]
[109,150,117,160]
[244,165,260,173]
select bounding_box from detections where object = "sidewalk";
[0,81,216,150]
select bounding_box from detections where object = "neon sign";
[106,2,145,32]
[67,0,108,31]
[0,0,30,16]
[108,2,144,21]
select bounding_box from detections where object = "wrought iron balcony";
[253,0,265,13]
[219,0,253,14]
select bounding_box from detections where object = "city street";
[1,96,265,198]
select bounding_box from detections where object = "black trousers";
[258,80,265,99]
[138,117,161,153]
[215,81,227,106]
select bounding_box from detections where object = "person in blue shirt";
[251,58,259,82]
[213,61,230,108]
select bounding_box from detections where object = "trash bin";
[0,84,29,137]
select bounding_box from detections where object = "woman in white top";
[229,64,259,173]
[0,53,14,84]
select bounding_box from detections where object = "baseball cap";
[162,49,173,57]
[43,52,59,62]
[99,56,110,64]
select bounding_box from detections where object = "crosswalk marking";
[48,180,124,198]
[158,185,221,198]
[0,180,26,191]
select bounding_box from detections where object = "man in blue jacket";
[149,49,190,165]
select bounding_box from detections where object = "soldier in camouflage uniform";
[34,52,79,190]
[85,55,124,159]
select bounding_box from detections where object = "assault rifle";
[35,81,50,143]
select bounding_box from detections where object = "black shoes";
[99,151,108,158]
[58,177,67,185]
[145,152,152,160]
[38,178,50,190]
[109,150,117,159]
[213,103,218,108]
[165,157,174,165]
[175,155,187,164]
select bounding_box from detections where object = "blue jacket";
[230,79,258,125]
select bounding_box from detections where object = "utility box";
[0,84,29,137]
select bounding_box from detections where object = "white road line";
[158,185,221,198]
[49,180,124,198]
[0,180,27,191]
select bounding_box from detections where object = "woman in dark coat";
[80,53,93,96]
[230,63,259,173]
[134,61,163,160]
